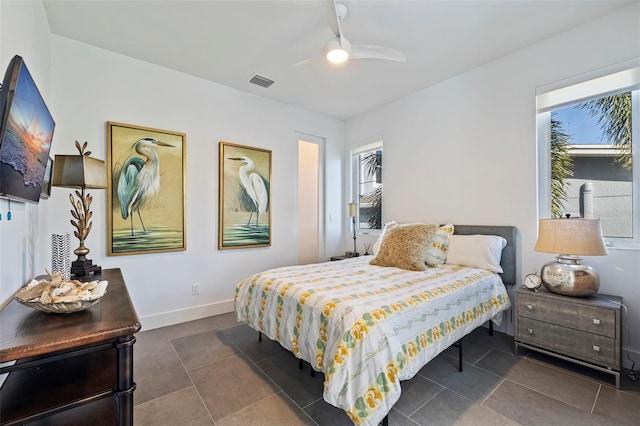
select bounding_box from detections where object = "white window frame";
[351,140,383,235]
[536,64,640,250]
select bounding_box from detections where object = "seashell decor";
[15,270,108,314]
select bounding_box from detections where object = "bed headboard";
[452,225,517,286]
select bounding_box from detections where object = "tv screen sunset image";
[0,60,55,203]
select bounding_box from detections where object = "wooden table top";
[0,268,141,363]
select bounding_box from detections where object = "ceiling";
[42,0,634,120]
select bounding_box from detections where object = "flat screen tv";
[0,55,55,203]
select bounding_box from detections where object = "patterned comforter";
[234,256,511,426]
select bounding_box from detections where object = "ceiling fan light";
[325,36,350,63]
[327,48,349,63]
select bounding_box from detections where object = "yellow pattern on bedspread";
[234,256,511,426]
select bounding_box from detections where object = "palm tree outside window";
[352,142,382,231]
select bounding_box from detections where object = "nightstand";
[330,255,348,261]
[514,288,622,388]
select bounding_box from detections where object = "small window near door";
[351,142,382,231]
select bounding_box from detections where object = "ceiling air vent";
[249,74,275,88]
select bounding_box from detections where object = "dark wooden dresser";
[514,288,622,388]
[0,268,141,425]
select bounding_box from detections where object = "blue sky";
[553,104,608,145]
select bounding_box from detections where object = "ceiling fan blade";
[294,55,321,67]
[350,45,407,62]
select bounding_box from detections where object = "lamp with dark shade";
[52,141,107,277]
[534,218,608,297]
[348,202,358,257]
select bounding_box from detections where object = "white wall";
[0,0,52,305]
[346,3,640,366]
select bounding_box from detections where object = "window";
[537,66,639,248]
[351,141,382,232]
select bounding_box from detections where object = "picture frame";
[219,142,271,249]
[107,121,186,256]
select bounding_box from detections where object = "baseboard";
[139,299,234,331]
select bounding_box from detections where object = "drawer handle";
[592,318,601,325]
[593,345,601,352]
[526,304,533,311]
[527,328,534,335]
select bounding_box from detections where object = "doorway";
[297,137,321,264]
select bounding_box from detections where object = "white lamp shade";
[348,202,357,218]
[534,218,608,256]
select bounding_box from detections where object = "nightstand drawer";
[517,292,616,337]
[517,317,618,368]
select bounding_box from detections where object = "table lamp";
[52,141,107,277]
[348,202,359,257]
[534,218,608,297]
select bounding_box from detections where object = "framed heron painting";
[107,121,186,256]
[219,142,271,249]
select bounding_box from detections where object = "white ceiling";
[42,0,635,120]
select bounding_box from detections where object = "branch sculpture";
[69,141,93,259]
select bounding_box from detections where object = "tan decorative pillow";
[425,224,455,266]
[370,223,438,271]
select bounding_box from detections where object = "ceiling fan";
[297,0,406,66]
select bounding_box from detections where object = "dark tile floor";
[133,313,640,425]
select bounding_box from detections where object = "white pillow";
[445,234,507,273]
[372,221,398,255]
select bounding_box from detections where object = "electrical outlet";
[192,283,200,296]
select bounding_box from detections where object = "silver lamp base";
[541,255,600,297]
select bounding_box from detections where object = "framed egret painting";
[219,142,271,249]
[107,121,186,256]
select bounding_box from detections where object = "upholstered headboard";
[453,225,517,286]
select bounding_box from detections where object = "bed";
[234,225,516,426]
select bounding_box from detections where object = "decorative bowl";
[15,279,108,314]
[16,296,105,314]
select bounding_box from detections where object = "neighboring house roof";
[568,144,620,157]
